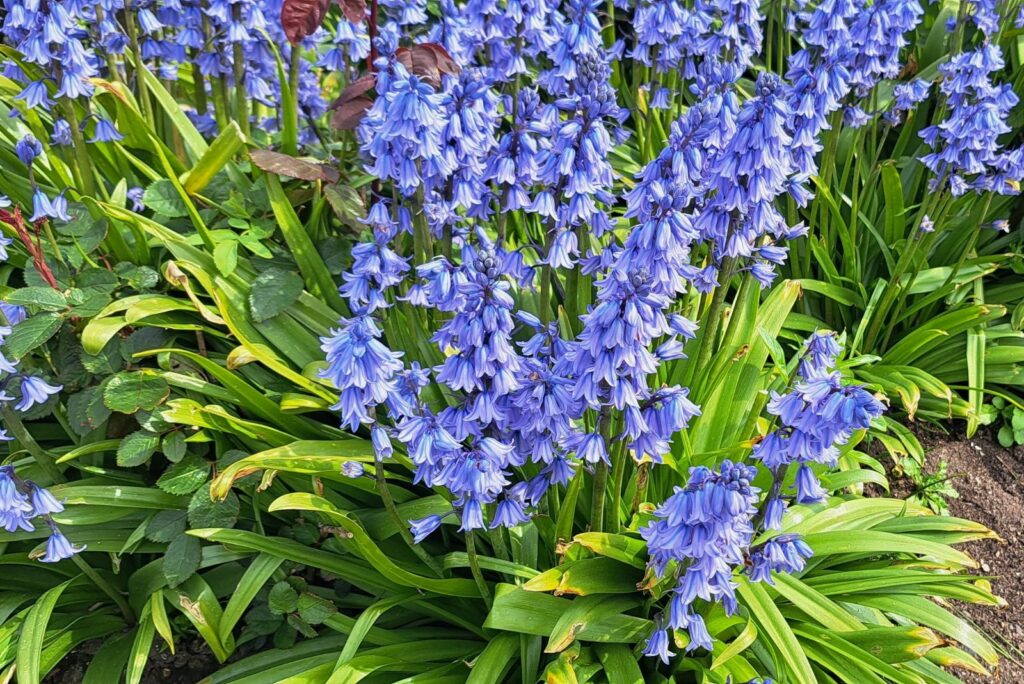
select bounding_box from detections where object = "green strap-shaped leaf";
[334,592,422,670]
[736,578,816,684]
[465,633,519,684]
[219,554,285,646]
[268,493,481,598]
[16,579,74,684]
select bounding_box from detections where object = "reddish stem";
[367,0,378,72]
[0,207,60,290]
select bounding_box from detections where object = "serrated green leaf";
[157,454,209,495]
[104,372,170,413]
[143,179,189,218]
[269,581,299,615]
[5,313,63,359]
[5,287,67,311]
[161,430,188,463]
[214,239,239,277]
[188,485,240,528]
[146,510,188,542]
[297,593,336,625]
[117,430,161,467]
[163,535,202,588]
[249,267,305,322]
[66,386,111,436]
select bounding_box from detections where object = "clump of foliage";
[0,0,1020,681]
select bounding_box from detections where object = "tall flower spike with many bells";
[640,331,883,663]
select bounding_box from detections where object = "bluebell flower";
[29,190,70,223]
[920,44,1023,196]
[406,511,442,540]
[319,315,405,431]
[40,525,85,562]
[0,466,34,532]
[127,187,145,212]
[28,482,63,516]
[15,134,42,166]
[641,460,760,653]
[360,60,453,196]
[643,623,675,664]
[51,119,73,146]
[341,461,366,478]
[16,376,62,411]
[88,118,124,143]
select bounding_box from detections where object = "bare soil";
[909,429,1024,682]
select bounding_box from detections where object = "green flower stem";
[689,254,737,398]
[284,45,302,156]
[123,10,155,129]
[607,439,628,534]
[590,408,613,533]
[865,185,951,350]
[71,554,135,625]
[465,531,492,608]
[231,4,250,137]
[0,407,63,483]
[374,458,444,576]
[58,97,95,198]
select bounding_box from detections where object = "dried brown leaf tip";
[250,149,340,183]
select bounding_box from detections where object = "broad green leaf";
[250,267,305,322]
[210,440,373,499]
[182,121,245,194]
[594,644,644,684]
[546,595,636,653]
[736,579,815,683]
[164,535,202,588]
[5,312,63,359]
[334,592,422,670]
[219,554,284,645]
[104,371,170,413]
[572,533,647,569]
[264,174,344,313]
[16,579,73,684]
[163,574,233,662]
[268,493,481,598]
[126,609,156,684]
[483,584,650,643]
[151,592,176,654]
[117,429,161,467]
[466,633,519,684]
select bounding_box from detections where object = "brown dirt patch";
[912,429,1024,682]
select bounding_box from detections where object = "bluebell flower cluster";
[639,332,882,661]
[530,52,625,266]
[785,0,858,182]
[753,331,884,506]
[1,0,104,109]
[695,72,806,286]
[920,44,1023,196]
[641,460,760,660]
[0,466,82,562]
[845,0,923,97]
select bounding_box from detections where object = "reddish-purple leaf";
[330,74,377,130]
[337,0,366,23]
[395,43,460,87]
[250,149,340,183]
[280,0,331,44]
[332,96,374,130]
